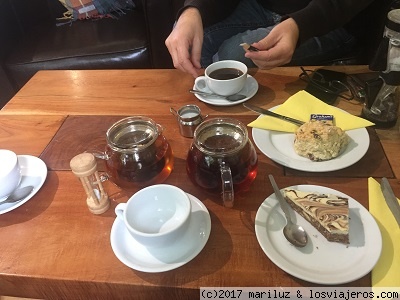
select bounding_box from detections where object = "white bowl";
[0,150,22,200]
[115,184,191,248]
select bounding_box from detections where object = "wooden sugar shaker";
[70,153,110,214]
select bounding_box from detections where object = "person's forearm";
[178,0,240,27]
[289,0,375,43]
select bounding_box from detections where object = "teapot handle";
[156,123,165,135]
[86,151,111,182]
[91,150,109,160]
[220,162,234,208]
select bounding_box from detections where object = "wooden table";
[0,67,399,299]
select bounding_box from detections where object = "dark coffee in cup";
[194,60,248,96]
[209,68,244,80]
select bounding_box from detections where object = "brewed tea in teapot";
[97,116,174,188]
[186,118,258,207]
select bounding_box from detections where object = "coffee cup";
[0,149,22,200]
[115,184,191,248]
[194,60,248,96]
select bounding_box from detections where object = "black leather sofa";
[0,0,183,107]
[0,0,393,108]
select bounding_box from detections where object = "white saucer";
[255,185,382,284]
[110,193,211,272]
[0,155,47,215]
[192,75,258,106]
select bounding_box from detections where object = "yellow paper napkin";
[368,177,400,287]
[248,90,374,132]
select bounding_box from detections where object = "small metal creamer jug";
[170,105,207,138]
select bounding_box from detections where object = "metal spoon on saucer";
[189,89,247,101]
[0,186,34,205]
[268,175,308,248]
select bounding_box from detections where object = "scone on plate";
[294,119,349,161]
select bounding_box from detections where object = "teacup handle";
[220,162,234,208]
[115,203,127,220]
[194,76,208,92]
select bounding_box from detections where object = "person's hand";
[245,18,299,69]
[165,8,204,78]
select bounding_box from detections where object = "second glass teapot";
[186,117,258,208]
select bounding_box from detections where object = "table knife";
[381,177,400,227]
[243,103,305,126]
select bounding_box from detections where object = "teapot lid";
[106,116,159,152]
[193,118,248,156]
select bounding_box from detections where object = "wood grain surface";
[0,67,399,299]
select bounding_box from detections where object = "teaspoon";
[0,185,34,205]
[268,175,308,247]
[189,89,247,101]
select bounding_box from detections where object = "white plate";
[255,184,382,285]
[192,75,258,106]
[0,155,47,215]
[252,115,370,172]
[110,193,211,273]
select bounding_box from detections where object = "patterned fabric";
[58,0,135,22]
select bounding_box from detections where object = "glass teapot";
[186,118,258,208]
[95,116,174,188]
[363,9,400,127]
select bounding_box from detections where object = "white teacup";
[195,60,248,96]
[0,149,22,200]
[115,184,191,248]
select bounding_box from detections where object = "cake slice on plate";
[283,189,349,244]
